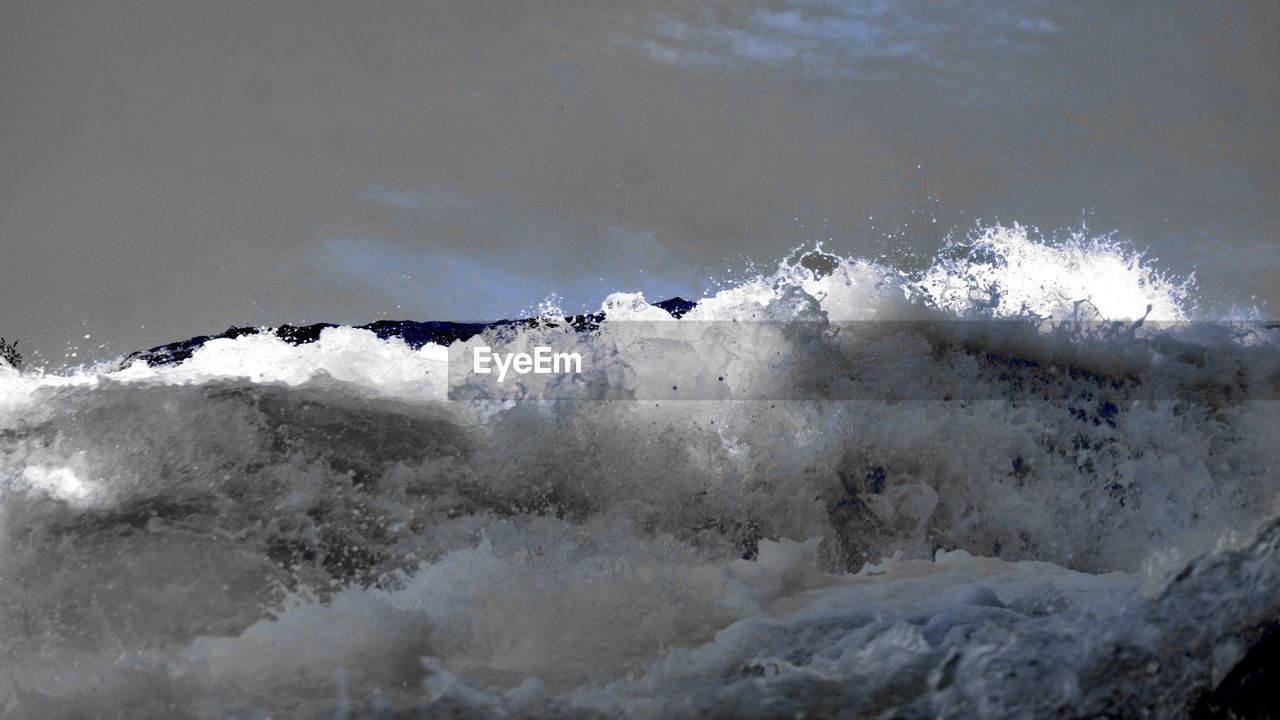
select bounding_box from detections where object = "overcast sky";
[2,0,1277,366]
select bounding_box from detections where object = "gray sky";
[2,0,1277,367]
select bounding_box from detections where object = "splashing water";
[0,226,1276,718]
[919,224,1193,321]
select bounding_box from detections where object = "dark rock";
[120,297,698,368]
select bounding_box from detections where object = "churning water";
[2,225,1277,718]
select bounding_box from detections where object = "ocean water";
[1,225,1277,718]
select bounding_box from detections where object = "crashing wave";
[0,224,1277,718]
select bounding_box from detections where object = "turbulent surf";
[1,225,1277,718]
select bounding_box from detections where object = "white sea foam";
[0,225,1276,718]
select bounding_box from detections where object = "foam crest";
[919,224,1192,321]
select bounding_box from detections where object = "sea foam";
[0,225,1276,718]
